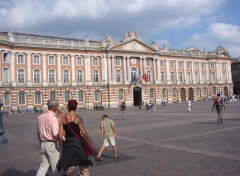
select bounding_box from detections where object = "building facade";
[0,30,233,110]
[231,58,240,95]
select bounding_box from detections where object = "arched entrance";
[133,87,142,106]
[180,88,186,102]
[224,86,228,96]
[188,87,194,101]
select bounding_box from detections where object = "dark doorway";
[180,88,186,102]
[133,87,142,106]
[188,87,194,101]
[224,86,228,96]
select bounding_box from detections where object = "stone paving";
[0,101,240,176]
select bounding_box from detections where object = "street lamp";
[0,100,8,144]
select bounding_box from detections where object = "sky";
[0,0,240,58]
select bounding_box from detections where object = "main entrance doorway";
[133,87,142,106]
[180,88,186,102]
[188,87,194,101]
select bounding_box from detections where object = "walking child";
[95,114,118,161]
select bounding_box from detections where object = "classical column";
[123,57,127,83]
[111,56,115,83]
[139,57,143,77]
[166,60,170,84]
[101,54,107,84]
[156,59,160,82]
[191,62,194,84]
[27,53,32,86]
[175,60,179,84]
[184,61,187,84]
[85,55,91,85]
[206,62,210,84]
[153,58,157,83]
[227,62,232,83]
[71,55,76,86]
[10,52,16,86]
[57,54,62,86]
[42,53,48,86]
[107,56,112,83]
[199,62,202,84]
[127,57,130,81]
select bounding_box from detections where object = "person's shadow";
[2,168,36,176]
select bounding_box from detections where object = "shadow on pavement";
[2,168,36,176]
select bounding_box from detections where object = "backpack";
[215,98,222,106]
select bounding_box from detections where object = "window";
[170,72,175,83]
[78,91,84,102]
[63,56,69,65]
[194,62,198,69]
[172,88,177,97]
[150,88,155,98]
[3,52,9,62]
[186,62,190,68]
[64,91,71,103]
[222,72,226,82]
[160,72,165,82]
[212,87,217,96]
[63,70,69,83]
[76,57,83,65]
[131,67,137,79]
[49,70,55,83]
[19,92,25,105]
[49,55,55,65]
[115,57,121,66]
[34,69,40,83]
[18,54,24,64]
[201,63,205,69]
[196,88,200,96]
[94,90,101,101]
[93,57,98,66]
[194,72,199,83]
[202,72,206,83]
[18,69,25,83]
[3,68,9,83]
[170,61,174,68]
[116,70,121,82]
[93,70,99,82]
[179,61,183,68]
[118,90,124,100]
[160,60,164,67]
[33,55,40,64]
[50,91,56,100]
[146,58,151,66]
[211,72,215,82]
[35,92,41,104]
[147,71,151,82]
[203,87,207,96]
[77,70,83,83]
[179,72,183,83]
[210,63,215,69]
[162,88,167,97]
[4,92,10,105]
[222,63,225,69]
[187,72,191,83]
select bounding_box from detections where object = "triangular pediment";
[110,39,158,52]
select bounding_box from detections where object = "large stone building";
[231,58,240,95]
[0,30,233,110]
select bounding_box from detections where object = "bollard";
[0,101,8,144]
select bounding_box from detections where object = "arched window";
[77,70,83,83]
[118,90,124,100]
[94,90,101,101]
[116,70,121,82]
[4,92,10,105]
[18,54,24,63]
[48,55,55,65]
[49,70,55,83]
[18,69,25,83]
[179,72,183,83]
[34,69,40,83]
[170,72,175,83]
[63,56,69,65]
[194,72,199,83]
[3,68,9,83]
[172,88,177,97]
[203,87,207,96]
[78,90,84,102]
[33,55,40,64]
[196,87,201,96]
[147,71,151,82]
[63,70,69,83]
[19,91,25,104]
[211,72,215,82]
[170,61,174,68]
[93,70,99,82]
[160,72,165,82]
[179,61,183,68]
[202,72,206,83]
[150,88,155,98]
[160,60,164,67]
[93,57,98,66]
[64,91,71,103]
[162,88,167,97]
[76,56,83,65]
[50,91,56,100]
[212,86,217,96]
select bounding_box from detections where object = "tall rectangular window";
[4,93,10,105]
[18,54,24,64]
[78,91,84,102]
[49,70,55,83]
[118,90,124,100]
[19,92,25,104]
[35,92,41,104]
[64,70,69,83]
[49,56,55,65]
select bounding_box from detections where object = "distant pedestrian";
[120,102,126,120]
[139,101,143,110]
[212,93,225,124]
[36,99,60,176]
[187,98,192,112]
[95,114,118,161]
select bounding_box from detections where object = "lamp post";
[0,100,8,144]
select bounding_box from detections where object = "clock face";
[131,58,136,64]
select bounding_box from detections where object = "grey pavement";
[0,101,240,176]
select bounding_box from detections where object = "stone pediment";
[110,40,158,52]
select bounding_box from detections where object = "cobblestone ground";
[0,101,239,176]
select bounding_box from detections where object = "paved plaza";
[0,101,240,176]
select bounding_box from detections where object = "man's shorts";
[103,137,116,147]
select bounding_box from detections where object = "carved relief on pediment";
[122,41,146,51]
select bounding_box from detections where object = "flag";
[130,75,137,86]
[142,73,148,83]
[136,72,141,84]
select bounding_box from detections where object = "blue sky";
[0,0,239,57]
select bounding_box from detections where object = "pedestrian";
[95,114,118,161]
[187,98,192,112]
[36,99,61,176]
[139,101,143,110]
[58,99,97,176]
[212,93,226,124]
[120,102,126,120]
